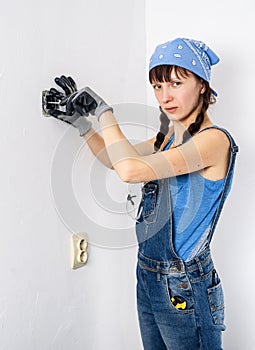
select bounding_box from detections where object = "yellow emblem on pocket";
[171,296,187,310]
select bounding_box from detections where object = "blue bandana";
[149,38,220,95]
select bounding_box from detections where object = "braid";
[182,84,215,143]
[154,110,170,152]
[182,108,205,143]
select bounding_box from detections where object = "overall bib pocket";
[137,181,159,224]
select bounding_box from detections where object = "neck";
[172,113,212,146]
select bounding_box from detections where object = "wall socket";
[70,233,88,270]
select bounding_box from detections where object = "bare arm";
[82,127,164,169]
[99,111,230,183]
[82,128,113,169]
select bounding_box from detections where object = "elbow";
[117,168,134,183]
[114,162,141,184]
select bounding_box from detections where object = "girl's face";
[151,69,205,123]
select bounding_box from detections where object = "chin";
[165,113,182,122]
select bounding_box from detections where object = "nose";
[161,86,173,104]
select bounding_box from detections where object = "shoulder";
[194,126,230,150]
[188,126,231,172]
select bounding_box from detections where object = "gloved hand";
[46,75,93,137]
[68,86,113,121]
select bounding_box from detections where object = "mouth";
[164,107,177,113]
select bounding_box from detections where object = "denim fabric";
[135,126,238,350]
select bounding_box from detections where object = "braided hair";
[154,108,170,152]
[149,65,216,152]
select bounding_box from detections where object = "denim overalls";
[135,126,238,350]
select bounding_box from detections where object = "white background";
[0,1,145,349]
[0,0,254,349]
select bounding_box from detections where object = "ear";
[200,81,206,94]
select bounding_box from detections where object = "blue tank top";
[163,133,227,261]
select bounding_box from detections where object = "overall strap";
[197,125,239,243]
[162,134,175,151]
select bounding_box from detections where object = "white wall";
[0,1,146,349]
[146,1,255,349]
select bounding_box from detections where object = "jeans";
[136,248,225,350]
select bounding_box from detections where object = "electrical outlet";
[41,90,64,117]
[71,233,88,270]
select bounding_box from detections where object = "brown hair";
[149,65,216,152]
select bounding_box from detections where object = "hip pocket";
[207,271,225,325]
[165,273,195,314]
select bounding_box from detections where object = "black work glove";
[68,86,113,121]
[45,75,93,136]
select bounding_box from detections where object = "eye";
[152,84,162,90]
[171,81,181,87]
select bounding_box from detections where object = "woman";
[47,37,238,349]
